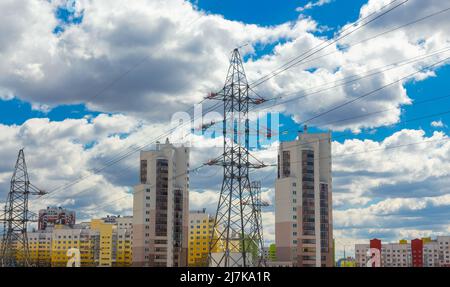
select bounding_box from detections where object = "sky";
[1,0,450,259]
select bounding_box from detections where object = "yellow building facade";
[23,216,132,267]
[29,232,52,266]
[50,225,98,267]
[188,211,224,267]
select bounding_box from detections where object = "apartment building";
[275,126,333,267]
[115,216,133,267]
[188,210,213,266]
[27,215,132,267]
[187,209,225,267]
[355,237,450,267]
[133,139,189,267]
[50,224,99,267]
[38,207,76,230]
[28,231,52,267]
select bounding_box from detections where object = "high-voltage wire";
[271,137,450,168]
[34,3,447,202]
[252,47,450,114]
[37,47,450,202]
[74,110,450,214]
[249,0,409,88]
[298,56,450,126]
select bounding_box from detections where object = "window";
[282,151,291,177]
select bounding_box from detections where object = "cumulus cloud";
[332,128,450,256]
[0,0,316,122]
[1,0,449,132]
[1,0,450,256]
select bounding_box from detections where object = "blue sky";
[1,0,450,260]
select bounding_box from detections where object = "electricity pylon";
[244,181,270,266]
[0,149,46,267]
[206,48,268,267]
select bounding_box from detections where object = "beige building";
[133,139,189,267]
[275,127,333,267]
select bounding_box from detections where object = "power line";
[249,0,409,88]
[275,137,450,167]
[68,91,450,213]
[78,163,208,215]
[37,49,450,201]
[257,47,450,110]
[33,3,447,201]
[35,100,222,201]
[299,56,450,126]
[262,6,450,84]
[72,131,450,213]
[83,0,411,180]
[31,90,450,212]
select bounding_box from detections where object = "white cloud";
[331,128,450,256]
[0,0,316,123]
[1,0,450,255]
[0,113,157,220]
[431,120,445,128]
[1,0,448,132]
[296,0,333,12]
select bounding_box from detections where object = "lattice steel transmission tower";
[206,48,268,267]
[244,181,270,266]
[0,149,46,267]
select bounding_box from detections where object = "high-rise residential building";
[355,237,450,267]
[38,207,76,230]
[275,126,333,267]
[133,139,189,267]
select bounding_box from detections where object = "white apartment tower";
[275,126,333,267]
[132,139,189,267]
